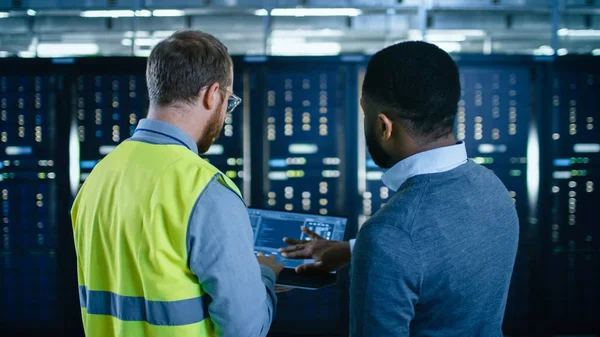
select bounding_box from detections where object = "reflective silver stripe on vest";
[79,286,210,326]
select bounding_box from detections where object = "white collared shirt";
[381,142,468,192]
[349,142,468,251]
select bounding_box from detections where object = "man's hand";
[257,253,284,278]
[279,227,351,274]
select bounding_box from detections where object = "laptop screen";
[248,208,347,270]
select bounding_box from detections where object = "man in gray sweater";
[280,41,519,336]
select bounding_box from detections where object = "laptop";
[248,208,348,290]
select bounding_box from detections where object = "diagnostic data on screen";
[249,208,346,269]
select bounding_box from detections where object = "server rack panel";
[546,59,600,333]
[263,66,346,216]
[0,63,60,329]
[254,57,356,337]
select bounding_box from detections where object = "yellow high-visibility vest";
[71,140,241,337]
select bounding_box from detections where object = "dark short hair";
[146,30,232,107]
[362,41,460,142]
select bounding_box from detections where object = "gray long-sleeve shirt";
[130,118,277,337]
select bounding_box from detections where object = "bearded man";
[71,30,282,337]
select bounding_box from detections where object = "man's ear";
[378,113,394,141]
[202,83,220,110]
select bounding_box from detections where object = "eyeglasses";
[220,88,242,113]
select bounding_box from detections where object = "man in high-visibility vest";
[71,30,283,337]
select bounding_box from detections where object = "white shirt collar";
[381,142,468,192]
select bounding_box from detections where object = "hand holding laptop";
[257,252,284,277]
[257,254,292,293]
[280,227,352,273]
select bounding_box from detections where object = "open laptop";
[248,208,348,290]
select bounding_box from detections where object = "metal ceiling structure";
[0,0,599,57]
